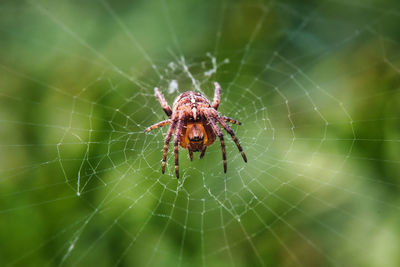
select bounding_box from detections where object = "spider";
[145,82,247,178]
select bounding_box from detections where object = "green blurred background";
[0,0,399,266]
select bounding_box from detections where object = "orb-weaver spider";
[145,82,247,178]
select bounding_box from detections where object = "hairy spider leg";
[204,109,227,173]
[154,88,172,117]
[212,82,221,110]
[144,119,171,132]
[221,116,241,125]
[162,118,177,174]
[174,112,185,178]
[199,147,207,159]
[213,111,247,163]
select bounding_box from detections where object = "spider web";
[1,0,400,266]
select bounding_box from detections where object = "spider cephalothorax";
[145,82,247,178]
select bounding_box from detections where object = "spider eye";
[187,123,205,143]
[189,136,203,142]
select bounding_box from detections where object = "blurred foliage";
[0,0,399,266]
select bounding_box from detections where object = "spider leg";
[221,116,241,125]
[161,119,177,174]
[174,112,185,179]
[199,147,207,159]
[204,109,227,172]
[144,119,171,132]
[214,112,247,163]
[155,88,172,117]
[188,149,193,161]
[211,82,221,110]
